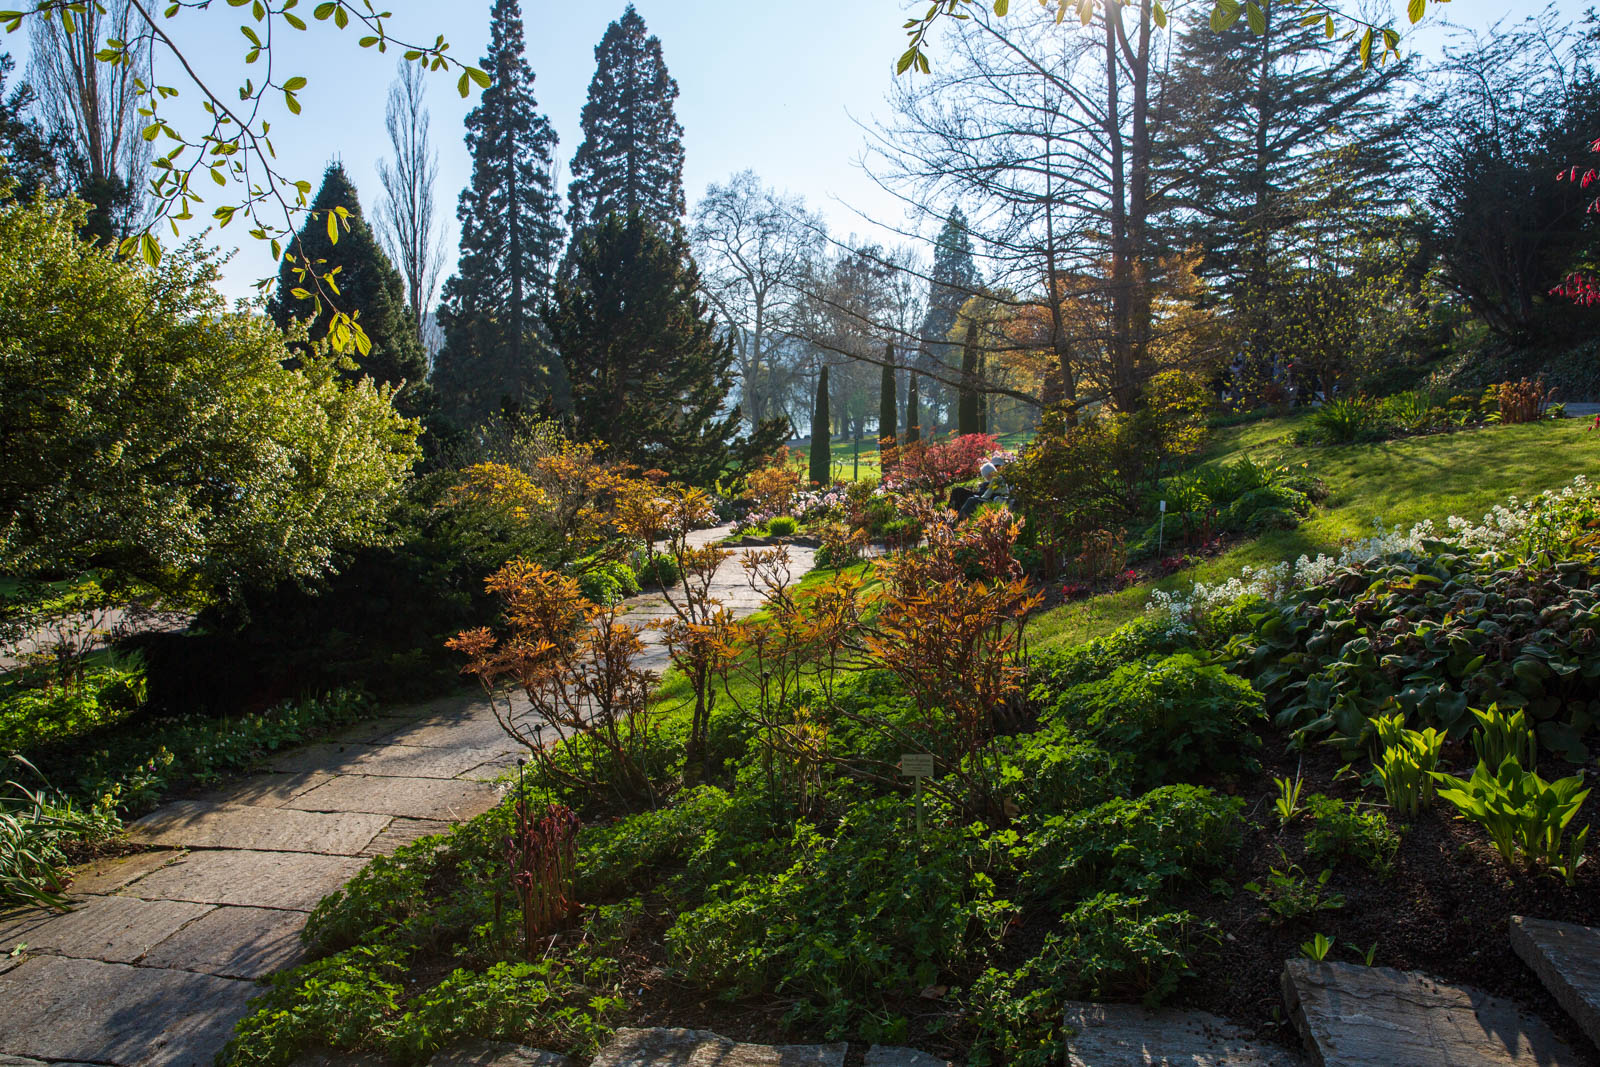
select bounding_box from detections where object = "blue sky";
[3,1,1587,301]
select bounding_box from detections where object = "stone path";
[1281,959,1579,1066]
[0,527,811,1067]
[1511,916,1600,1053]
[1062,1001,1303,1066]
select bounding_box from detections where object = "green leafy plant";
[1434,756,1591,884]
[1025,785,1244,904]
[0,756,118,910]
[766,515,799,537]
[1303,795,1402,878]
[1373,714,1445,817]
[1274,774,1306,825]
[1300,933,1335,961]
[1042,653,1264,784]
[1243,856,1345,923]
[1308,397,1380,444]
[1470,704,1537,772]
[967,892,1212,1067]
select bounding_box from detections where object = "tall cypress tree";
[919,208,980,420]
[809,365,831,486]
[546,213,781,486]
[566,5,685,238]
[878,342,897,450]
[433,0,563,427]
[905,371,921,445]
[270,163,426,400]
[957,317,981,437]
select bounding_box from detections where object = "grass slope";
[1026,417,1599,649]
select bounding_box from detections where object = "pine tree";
[0,52,61,201]
[809,365,831,486]
[957,317,980,437]
[270,163,426,400]
[566,4,685,239]
[919,208,980,420]
[878,342,897,451]
[905,371,921,445]
[433,0,563,427]
[546,213,781,486]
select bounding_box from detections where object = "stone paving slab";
[864,1047,955,1067]
[375,712,512,750]
[347,741,515,780]
[129,800,390,855]
[0,955,256,1066]
[1282,960,1578,1066]
[199,770,334,808]
[360,816,454,857]
[1062,1001,1302,1066]
[0,895,211,965]
[123,848,367,911]
[286,773,500,820]
[590,1028,847,1067]
[143,904,306,978]
[429,1041,575,1067]
[66,850,181,895]
[1511,916,1600,1052]
[266,741,382,775]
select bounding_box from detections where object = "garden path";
[0,527,813,1067]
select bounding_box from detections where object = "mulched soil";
[1168,736,1600,1064]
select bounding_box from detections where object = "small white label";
[900,753,936,777]
[1159,500,1167,513]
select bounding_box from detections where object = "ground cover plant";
[222,467,1600,1067]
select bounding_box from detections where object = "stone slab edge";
[1510,915,1600,1052]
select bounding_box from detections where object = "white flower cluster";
[1145,476,1599,637]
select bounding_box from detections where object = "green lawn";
[1025,417,1599,650]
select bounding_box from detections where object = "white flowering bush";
[1147,476,1600,637]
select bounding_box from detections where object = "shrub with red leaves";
[505,796,580,956]
[882,432,1000,493]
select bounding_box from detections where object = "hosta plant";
[1373,714,1445,818]
[1433,756,1591,885]
[1470,704,1537,772]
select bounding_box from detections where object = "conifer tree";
[566,4,685,238]
[809,365,831,486]
[270,163,426,401]
[918,207,980,419]
[433,0,563,427]
[957,317,980,436]
[546,213,781,486]
[905,371,921,445]
[878,342,897,451]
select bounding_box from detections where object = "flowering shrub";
[881,432,1000,493]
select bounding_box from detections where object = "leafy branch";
[897,0,1439,76]
[0,0,489,353]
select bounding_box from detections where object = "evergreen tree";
[1156,2,1404,376]
[0,52,61,201]
[809,365,831,486]
[433,0,563,427]
[918,208,980,420]
[878,342,897,450]
[956,317,980,436]
[566,4,685,238]
[270,163,426,400]
[905,371,921,445]
[546,213,781,486]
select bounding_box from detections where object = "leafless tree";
[27,0,151,241]
[376,59,447,341]
[690,171,824,432]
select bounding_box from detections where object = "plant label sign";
[900,753,935,777]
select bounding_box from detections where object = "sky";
[3,0,1590,302]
